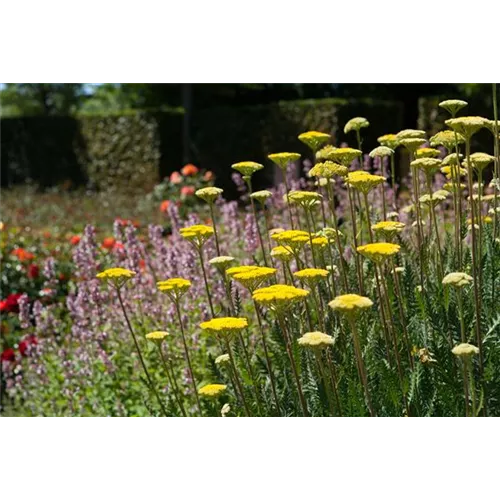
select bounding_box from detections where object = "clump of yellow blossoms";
[318,147,362,166]
[179,224,214,248]
[329,294,373,316]
[463,152,495,171]
[369,146,394,158]
[399,137,426,152]
[298,331,334,349]
[195,187,223,203]
[442,272,473,288]
[347,171,385,194]
[430,130,465,150]
[344,117,369,134]
[308,161,348,179]
[268,152,301,170]
[443,182,466,192]
[200,317,249,338]
[371,221,405,239]
[157,278,192,301]
[317,227,343,243]
[439,99,468,116]
[415,147,441,159]
[410,157,442,174]
[287,190,322,208]
[452,343,479,357]
[397,129,426,140]
[229,266,277,290]
[226,265,260,277]
[215,353,230,365]
[377,134,399,149]
[442,153,464,166]
[357,242,401,262]
[209,256,235,272]
[270,245,294,262]
[231,161,264,177]
[250,190,272,204]
[252,284,309,309]
[145,331,169,343]
[293,268,329,286]
[271,229,310,250]
[309,236,329,248]
[298,131,331,152]
[198,384,227,398]
[446,116,488,139]
[441,165,467,180]
[96,267,136,287]
[419,192,447,206]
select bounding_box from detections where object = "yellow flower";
[377,134,399,149]
[231,161,264,177]
[344,117,369,134]
[308,161,348,179]
[439,99,468,116]
[271,229,310,250]
[369,146,394,158]
[198,384,227,398]
[399,137,426,152]
[317,227,344,243]
[179,224,214,247]
[287,190,322,209]
[397,129,426,140]
[252,284,309,309]
[357,242,400,263]
[96,267,136,287]
[268,152,301,170]
[250,190,273,204]
[229,266,277,291]
[442,153,464,165]
[430,130,465,150]
[329,294,373,316]
[463,152,495,171]
[410,158,442,175]
[215,353,230,365]
[209,256,236,271]
[195,187,223,203]
[318,147,362,166]
[315,145,337,161]
[419,192,447,206]
[293,268,329,286]
[309,236,329,248]
[347,171,385,194]
[298,131,331,152]
[445,116,488,139]
[226,265,261,277]
[157,278,192,302]
[443,182,466,192]
[298,331,334,349]
[442,272,473,288]
[451,343,479,357]
[415,148,441,159]
[270,245,294,262]
[200,317,249,337]
[371,221,405,238]
[145,331,169,343]
[441,165,467,180]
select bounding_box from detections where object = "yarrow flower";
[439,99,468,116]
[357,242,400,262]
[308,161,348,179]
[198,384,227,398]
[318,147,362,166]
[441,165,467,180]
[309,236,329,248]
[298,331,334,349]
[270,245,294,262]
[415,147,441,159]
[179,224,214,247]
[397,129,426,140]
[145,331,169,343]
[231,161,264,177]
[410,158,442,175]
[344,117,369,134]
[298,131,331,152]
[442,272,473,288]
[157,278,192,300]
[226,265,261,277]
[228,266,277,291]
[371,221,405,239]
[369,146,394,158]
[268,152,301,170]
[195,187,223,203]
[317,227,344,243]
[347,171,385,194]
[451,343,479,357]
[200,317,249,337]
[419,192,447,206]
[286,190,322,209]
[250,190,273,204]
[215,353,230,365]
[293,268,329,286]
[209,256,236,272]
[328,294,373,317]
[445,116,488,139]
[430,130,465,150]
[252,284,309,309]
[377,134,399,149]
[399,137,426,152]
[96,267,136,287]
[463,152,495,171]
[271,229,310,250]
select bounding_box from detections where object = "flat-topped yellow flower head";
[430,130,465,151]
[317,227,344,243]
[399,137,427,152]
[419,192,447,206]
[200,317,249,338]
[298,131,331,152]
[198,384,227,398]
[298,331,334,349]
[377,134,399,149]
[397,129,427,140]
[439,99,468,117]
[442,272,473,288]
[315,145,337,161]
[268,152,301,170]
[293,268,329,286]
[446,116,488,139]
[415,148,441,159]
[226,265,260,277]
[441,165,467,180]
[229,266,277,291]
[443,182,466,192]
[371,221,405,240]
[195,187,223,203]
[209,256,236,272]
[344,117,369,134]
[145,331,170,344]
[347,171,385,194]
[463,152,495,171]
[287,190,322,209]
[252,284,309,310]
[442,153,464,166]
[309,236,329,248]
[157,277,192,301]
[308,161,348,179]
[270,245,294,262]
[452,343,479,357]
[319,147,362,166]
[179,224,214,248]
[96,267,136,288]
[369,146,394,158]
[271,229,310,250]
[231,161,264,177]
[250,190,273,204]
[410,158,442,175]
[357,242,400,263]
[329,294,373,317]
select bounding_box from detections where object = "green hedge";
[1,98,404,194]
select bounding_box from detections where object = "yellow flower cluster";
[252,284,309,308]
[344,117,369,134]
[271,229,310,249]
[145,331,169,343]
[397,129,426,140]
[347,171,385,194]
[329,294,373,316]
[200,317,249,336]
[293,268,329,285]
[298,331,334,349]
[195,187,223,203]
[179,225,214,247]
[270,245,294,262]
[268,152,301,170]
[209,256,235,271]
[369,146,394,158]
[410,158,442,174]
[96,267,136,287]
[439,99,468,116]
[308,161,348,179]
[446,116,488,138]
[371,221,405,239]
[198,384,227,397]
[298,131,331,152]
[415,148,441,159]
[451,343,479,357]
[419,192,447,206]
[157,277,192,300]
[442,272,473,288]
[287,190,322,208]
[228,266,277,290]
[377,134,399,149]
[464,152,495,171]
[319,147,362,166]
[250,190,272,204]
[231,161,264,176]
[309,236,329,248]
[441,165,467,180]
[430,130,465,150]
[357,242,401,262]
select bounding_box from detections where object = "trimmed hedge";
[1,98,404,195]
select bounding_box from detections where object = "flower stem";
[225,338,251,416]
[209,202,221,257]
[197,246,215,317]
[158,345,187,416]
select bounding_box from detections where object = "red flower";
[181,186,195,197]
[102,237,116,250]
[113,242,125,251]
[160,200,170,213]
[28,264,40,279]
[169,171,183,184]
[203,170,214,181]
[1,348,15,363]
[11,248,35,261]
[19,335,38,357]
[70,235,81,245]
[0,293,23,313]
[181,164,199,176]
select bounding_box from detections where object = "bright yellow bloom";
[308,161,348,179]
[443,182,466,192]
[439,99,468,116]
[268,152,301,170]
[229,266,277,290]
[317,227,343,243]
[419,192,447,206]
[226,265,261,277]
[96,267,136,287]
[441,165,467,179]
[446,116,488,139]
[452,343,479,357]
[371,221,405,238]
[198,384,227,397]
[463,152,495,171]
[145,331,169,343]
[287,190,322,208]
[357,242,400,262]
[315,145,337,161]
[415,148,441,159]
[298,131,331,152]
[347,171,385,194]
[252,284,309,309]
[377,134,399,149]
[397,129,426,140]
[369,146,394,158]
[442,153,464,166]
[344,117,369,134]
[298,331,334,349]
[179,224,214,247]
[157,277,192,300]
[430,130,465,150]
[200,317,249,337]
[293,268,329,286]
[270,245,294,262]
[329,294,373,316]
[309,236,329,248]
[399,137,426,152]
[271,229,310,250]
[318,147,362,166]
[442,272,473,288]
[231,161,264,177]
[195,187,223,203]
[410,157,442,175]
[250,190,273,203]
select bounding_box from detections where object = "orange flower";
[203,170,214,181]
[70,235,81,245]
[102,237,116,250]
[160,200,170,213]
[113,242,125,251]
[11,248,35,261]
[181,186,195,197]
[181,163,199,176]
[170,171,183,184]
[139,259,146,270]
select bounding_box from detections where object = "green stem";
[197,246,215,317]
[225,338,251,416]
[158,345,187,416]
[209,202,221,256]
